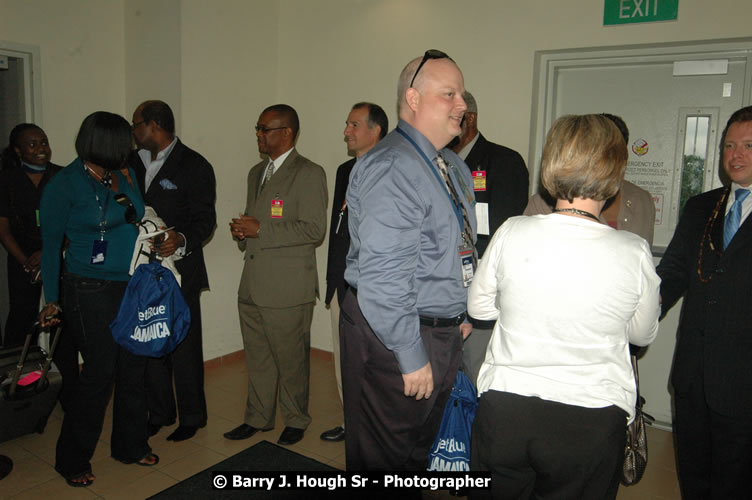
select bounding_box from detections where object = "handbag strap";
[631,355,642,409]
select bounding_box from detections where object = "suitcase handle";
[36,325,62,392]
[7,322,61,397]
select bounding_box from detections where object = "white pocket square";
[160,178,178,190]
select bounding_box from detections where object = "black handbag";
[621,355,654,485]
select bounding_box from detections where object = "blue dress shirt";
[344,120,476,374]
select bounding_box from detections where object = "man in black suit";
[319,102,387,443]
[658,105,752,499]
[130,100,216,442]
[450,90,528,386]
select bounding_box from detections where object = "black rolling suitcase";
[0,324,63,443]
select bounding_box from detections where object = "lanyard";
[396,127,464,232]
[85,166,111,241]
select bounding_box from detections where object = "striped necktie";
[436,154,477,267]
[723,188,750,249]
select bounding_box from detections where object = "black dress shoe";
[167,425,200,442]
[277,426,305,446]
[0,455,13,480]
[319,425,345,442]
[224,423,260,440]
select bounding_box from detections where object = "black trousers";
[3,257,41,347]
[674,374,752,499]
[55,274,150,478]
[145,289,207,428]
[471,391,626,500]
[340,288,462,471]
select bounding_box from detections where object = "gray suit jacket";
[237,149,328,308]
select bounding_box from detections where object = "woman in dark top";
[39,112,156,488]
[0,124,62,347]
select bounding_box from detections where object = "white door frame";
[0,40,43,124]
[529,38,752,195]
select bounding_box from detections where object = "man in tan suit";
[524,113,655,246]
[226,104,328,446]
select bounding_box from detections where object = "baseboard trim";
[203,347,333,369]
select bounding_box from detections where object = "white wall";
[124,0,182,127]
[3,0,752,363]
[0,0,127,161]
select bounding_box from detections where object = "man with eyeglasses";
[449,90,529,388]
[130,100,216,442]
[226,104,327,447]
[341,51,476,470]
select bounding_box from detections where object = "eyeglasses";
[131,120,145,129]
[114,193,138,225]
[255,125,288,134]
[410,49,452,88]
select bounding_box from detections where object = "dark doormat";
[149,440,342,499]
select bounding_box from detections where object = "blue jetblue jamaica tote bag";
[427,370,478,471]
[110,262,190,357]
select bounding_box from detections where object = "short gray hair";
[463,91,477,114]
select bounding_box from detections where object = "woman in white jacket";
[468,114,660,500]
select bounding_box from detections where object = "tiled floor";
[0,349,681,499]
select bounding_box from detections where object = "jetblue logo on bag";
[131,305,171,342]
[428,438,470,471]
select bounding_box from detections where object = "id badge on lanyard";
[459,244,474,287]
[88,171,110,265]
[271,198,283,218]
[472,170,487,191]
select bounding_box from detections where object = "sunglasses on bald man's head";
[410,49,453,88]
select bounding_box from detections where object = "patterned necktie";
[436,154,477,267]
[723,188,750,250]
[259,161,275,194]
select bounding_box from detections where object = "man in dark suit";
[450,91,528,386]
[130,100,216,442]
[658,105,752,499]
[226,104,327,446]
[320,102,387,443]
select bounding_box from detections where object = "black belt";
[468,315,495,330]
[419,312,466,328]
[351,288,466,328]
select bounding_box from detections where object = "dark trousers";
[674,375,752,499]
[3,257,41,347]
[470,391,626,500]
[461,326,493,389]
[54,274,150,477]
[145,290,207,427]
[340,288,462,471]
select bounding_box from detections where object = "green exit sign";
[604,0,678,25]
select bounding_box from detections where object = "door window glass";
[680,115,710,211]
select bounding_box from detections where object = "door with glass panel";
[530,39,752,427]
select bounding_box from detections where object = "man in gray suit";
[226,104,328,446]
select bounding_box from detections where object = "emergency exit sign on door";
[604,0,678,25]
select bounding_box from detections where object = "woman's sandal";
[65,472,95,488]
[136,453,159,467]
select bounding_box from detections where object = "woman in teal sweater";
[39,111,156,488]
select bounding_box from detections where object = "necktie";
[723,188,750,249]
[259,161,275,194]
[436,154,477,267]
